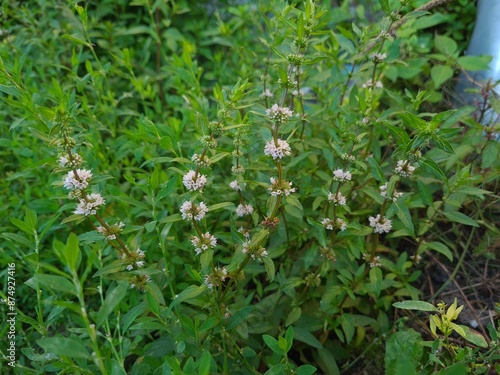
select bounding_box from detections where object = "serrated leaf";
[420,158,446,179]
[435,35,457,55]
[431,65,453,88]
[393,300,438,312]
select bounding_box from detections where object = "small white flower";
[380,183,403,202]
[229,180,242,191]
[260,89,273,98]
[74,193,105,216]
[394,160,415,177]
[238,227,251,238]
[321,218,347,231]
[266,104,293,124]
[363,254,382,268]
[231,165,245,174]
[333,169,352,182]
[268,177,296,196]
[180,201,208,221]
[362,79,383,89]
[204,266,228,289]
[369,214,392,234]
[264,139,292,160]
[327,192,347,206]
[183,170,207,192]
[97,221,125,240]
[64,169,92,190]
[191,154,211,167]
[370,52,387,63]
[241,241,267,261]
[236,203,254,217]
[191,232,217,254]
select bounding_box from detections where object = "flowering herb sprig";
[54,114,150,289]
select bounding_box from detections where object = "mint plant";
[1,0,498,374]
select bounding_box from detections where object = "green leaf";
[425,241,453,262]
[37,336,89,359]
[62,33,90,47]
[227,306,253,330]
[393,300,438,312]
[431,65,453,88]
[31,274,76,296]
[97,282,129,327]
[262,256,275,281]
[122,303,147,333]
[2,232,32,247]
[208,202,234,212]
[198,351,212,375]
[146,290,160,316]
[394,201,414,236]
[456,55,492,71]
[296,365,317,375]
[10,217,34,236]
[285,326,294,352]
[294,326,323,349]
[434,35,457,55]
[285,306,302,326]
[263,335,283,355]
[65,232,81,273]
[420,158,446,179]
[0,84,21,97]
[169,284,206,309]
[442,211,479,227]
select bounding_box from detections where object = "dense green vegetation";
[1,0,498,374]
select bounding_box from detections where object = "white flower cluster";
[122,248,146,271]
[229,180,243,191]
[191,232,217,255]
[64,169,92,190]
[370,52,387,63]
[369,214,392,234]
[183,170,207,192]
[363,254,382,268]
[327,192,347,206]
[236,203,254,217]
[180,201,208,221]
[204,266,228,289]
[380,183,403,202]
[362,79,383,89]
[241,241,268,261]
[394,160,415,177]
[59,153,83,169]
[231,165,245,174]
[97,221,125,240]
[268,177,296,196]
[191,154,211,167]
[260,89,273,98]
[238,227,251,239]
[74,193,105,216]
[333,169,352,182]
[264,139,291,160]
[321,218,347,231]
[341,153,356,162]
[266,104,293,124]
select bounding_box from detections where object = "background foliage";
[1,0,499,374]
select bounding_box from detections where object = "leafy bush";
[1,0,498,374]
